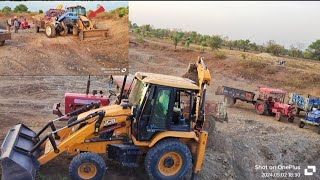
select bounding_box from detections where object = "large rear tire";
[145,138,192,180]
[45,23,56,38]
[69,152,106,180]
[255,101,267,115]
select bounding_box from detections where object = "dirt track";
[0,13,128,75]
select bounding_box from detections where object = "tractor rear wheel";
[45,23,56,38]
[255,101,267,115]
[275,112,281,121]
[299,121,305,128]
[145,138,192,180]
[224,96,236,107]
[69,152,106,180]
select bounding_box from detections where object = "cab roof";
[135,72,199,90]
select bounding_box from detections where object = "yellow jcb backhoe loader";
[66,5,109,41]
[1,58,224,180]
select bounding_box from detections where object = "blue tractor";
[288,93,320,115]
[299,104,320,134]
[44,10,79,38]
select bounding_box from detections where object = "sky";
[130,1,320,49]
[0,1,128,12]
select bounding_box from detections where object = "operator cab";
[129,72,199,141]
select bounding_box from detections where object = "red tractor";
[255,88,295,122]
[53,75,133,121]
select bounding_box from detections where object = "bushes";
[214,50,227,59]
[110,6,128,18]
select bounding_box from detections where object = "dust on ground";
[0,13,128,75]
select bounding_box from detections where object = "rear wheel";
[0,41,4,46]
[255,101,267,115]
[145,138,192,180]
[224,96,236,107]
[45,23,56,38]
[69,152,106,180]
[299,121,305,128]
[275,112,281,121]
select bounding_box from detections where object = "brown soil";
[0,13,128,75]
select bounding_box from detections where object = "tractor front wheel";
[69,152,106,180]
[0,41,5,46]
[255,101,267,115]
[288,116,294,123]
[36,26,40,33]
[45,23,56,38]
[275,112,281,121]
[299,121,305,128]
[145,138,192,180]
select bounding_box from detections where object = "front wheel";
[0,41,4,46]
[288,116,294,123]
[299,121,305,128]
[69,152,106,180]
[275,112,281,121]
[145,138,192,180]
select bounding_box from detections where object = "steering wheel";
[109,90,117,98]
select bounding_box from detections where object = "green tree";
[288,45,303,58]
[13,4,28,13]
[207,35,223,50]
[170,31,184,49]
[305,40,320,60]
[184,37,192,49]
[266,40,285,56]
[1,6,12,13]
[237,39,250,52]
[39,9,43,13]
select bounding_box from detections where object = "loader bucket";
[79,28,110,41]
[1,124,40,180]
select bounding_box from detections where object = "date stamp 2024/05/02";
[255,164,317,178]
